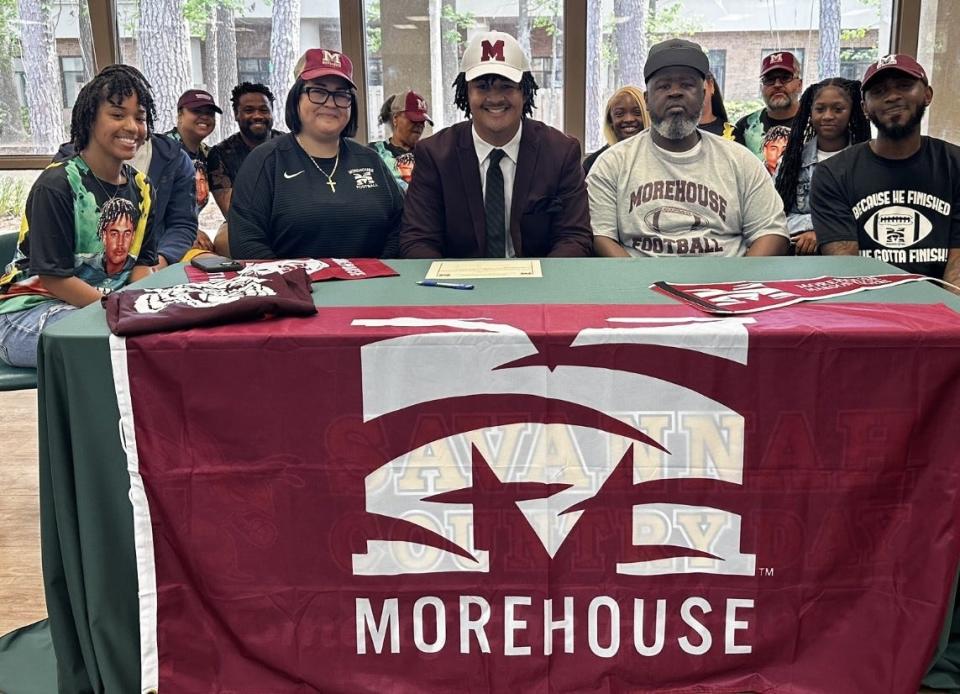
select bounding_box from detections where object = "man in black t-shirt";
[207,82,284,254]
[733,51,802,162]
[812,54,960,286]
[207,82,283,217]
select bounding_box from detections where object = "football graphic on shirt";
[643,206,705,236]
[865,205,933,248]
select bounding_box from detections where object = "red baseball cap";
[862,54,928,90]
[760,51,800,77]
[391,91,433,125]
[294,48,356,89]
[177,89,222,113]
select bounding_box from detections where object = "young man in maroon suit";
[399,30,592,258]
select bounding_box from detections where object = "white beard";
[652,112,700,140]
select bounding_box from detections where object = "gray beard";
[652,112,700,140]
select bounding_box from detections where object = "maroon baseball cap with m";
[760,51,800,77]
[177,89,222,113]
[862,54,928,90]
[391,91,433,125]
[294,48,356,89]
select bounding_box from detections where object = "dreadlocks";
[775,78,871,212]
[71,64,156,151]
[96,197,139,241]
[452,72,539,118]
[231,82,276,114]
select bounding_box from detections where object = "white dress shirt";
[472,124,523,258]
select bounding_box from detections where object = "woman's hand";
[193,231,216,252]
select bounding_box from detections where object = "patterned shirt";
[0,156,156,314]
[165,127,211,211]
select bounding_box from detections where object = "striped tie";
[484,149,506,258]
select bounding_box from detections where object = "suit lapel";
[511,119,539,256]
[456,123,487,254]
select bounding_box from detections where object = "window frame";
[0,0,925,167]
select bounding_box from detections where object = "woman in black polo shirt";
[228,49,403,260]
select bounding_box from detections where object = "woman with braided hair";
[774,77,871,254]
[0,64,156,367]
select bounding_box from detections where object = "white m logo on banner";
[351,316,757,577]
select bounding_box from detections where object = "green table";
[36,257,960,692]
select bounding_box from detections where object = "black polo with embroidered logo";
[228,134,404,259]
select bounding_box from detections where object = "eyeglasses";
[761,74,797,87]
[303,86,352,108]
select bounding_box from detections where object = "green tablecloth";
[32,257,960,692]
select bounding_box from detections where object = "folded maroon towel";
[104,269,317,336]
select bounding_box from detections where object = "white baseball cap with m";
[459,30,531,83]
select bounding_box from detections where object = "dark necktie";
[484,149,506,258]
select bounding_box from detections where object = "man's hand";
[792,230,818,255]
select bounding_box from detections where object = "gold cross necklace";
[298,136,339,193]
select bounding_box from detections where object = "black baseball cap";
[644,39,710,82]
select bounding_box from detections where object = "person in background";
[588,38,789,258]
[812,55,960,286]
[229,49,402,260]
[166,88,222,213]
[207,82,284,254]
[0,66,157,367]
[698,71,734,139]
[400,30,592,259]
[774,78,871,255]
[734,51,803,158]
[582,86,649,174]
[369,91,432,190]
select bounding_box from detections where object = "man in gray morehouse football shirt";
[588,38,789,258]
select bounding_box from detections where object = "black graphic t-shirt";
[165,127,211,211]
[0,156,157,314]
[228,134,404,259]
[733,109,796,175]
[207,129,284,193]
[811,138,960,278]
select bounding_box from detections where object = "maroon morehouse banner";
[652,274,934,314]
[109,302,960,693]
[184,257,398,283]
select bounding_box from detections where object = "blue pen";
[417,280,475,290]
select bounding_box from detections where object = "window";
[238,58,271,86]
[0,5,94,155]
[918,0,960,142]
[363,1,564,143]
[367,57,382,88]
[11,58,27,111]
[839,48,876,82]
[60,57,86,109]
[118,0,341,140]
[707,49,726,92]
[530,57,554,89]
